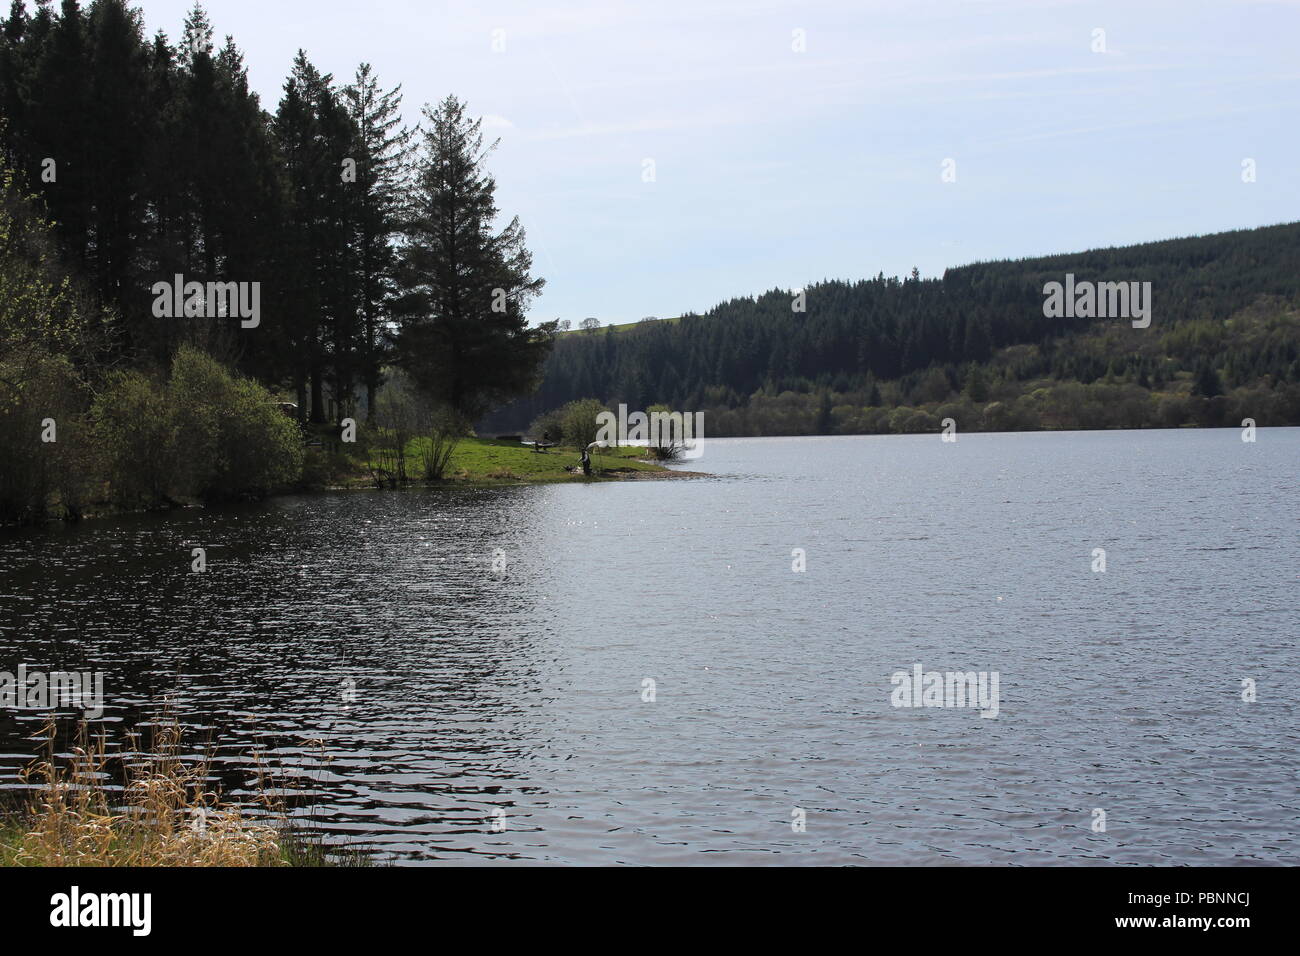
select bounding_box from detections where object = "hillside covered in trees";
[483,221,1300,436]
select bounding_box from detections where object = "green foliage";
[92,369,174,507]
[166,347,304,500]
[0,349,94,522]
[367,368,467,484]
[89,347,304,510]
[419,403,465,481]
[559,398,606,450]
[0,171,88,358]
[525,398,608,451]
[963,364,990,402]
[1191,361,1224,398]
[1,6,547,432]
[0,165,99,523]
[528,407,567,445]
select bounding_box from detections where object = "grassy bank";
[308,433,690,490]
[1,432,692,528]
[395,436,675,485]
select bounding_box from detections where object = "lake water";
[1,429,1296,865]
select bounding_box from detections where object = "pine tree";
[273,51,356,421]
[963,363,989,402]
[396,94,552,423]
[0,1,30,167]
[343,63,410,422]
[31,0,91,269]
[814,389,833,433]
[1192,361,1223,398]
[85,0,149,328]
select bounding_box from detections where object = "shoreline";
[0,438,705,530]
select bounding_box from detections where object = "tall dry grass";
[1,714,320,867]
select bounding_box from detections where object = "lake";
[1,428,1296,864]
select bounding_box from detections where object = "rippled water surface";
[1,429,1297,864]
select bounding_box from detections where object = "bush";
[420,403,465,480]
[529,398,608,449]
[89,347,305,507]
[370,369,467,483]
[646,403,691,459]
[93,370,176,508]
[562,398,607,450]
[934,400,978,431]
[298,446,335,490]
[166,348,226,496]
[167,348,304,500]
[528,408,567,445]
[0,350,93,523]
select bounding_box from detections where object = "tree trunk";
[310,365,325,424]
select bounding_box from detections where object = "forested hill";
[481,221,1300,436]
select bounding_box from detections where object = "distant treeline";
[483,222,1300,435]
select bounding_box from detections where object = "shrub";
[166,347,228,497]
[0,350,92,523]
[420,403,465,480]
[646,403,690,460]
[90,348,305,506]
[888,406,937,434]
[217,375,306,496]
[560,398,606,450]
[160,348,303,500]
[93,370,176,508]
[528,407,567,445]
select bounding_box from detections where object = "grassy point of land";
[347,436,693,488]
[443,438,670,483]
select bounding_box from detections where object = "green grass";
[361,436,668,486]
[446,437,663,482]
[0,821,22,867]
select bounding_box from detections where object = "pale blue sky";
[138,0,1298,325]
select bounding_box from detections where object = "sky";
[135,0,1298,325]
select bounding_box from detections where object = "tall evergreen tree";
[1192,361,1223,398]
[272,51,328,419]
[85,0,148,329]
[343,62,410,422]
[269,51,362,422]
[31,0,91,269]
[396,94,552,422]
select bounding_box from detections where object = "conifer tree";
[396,94,553,423]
